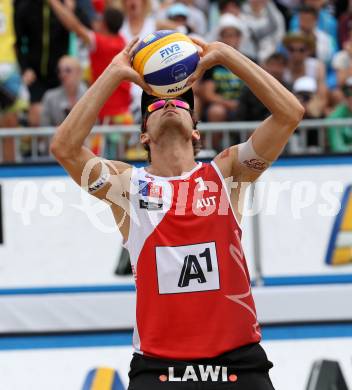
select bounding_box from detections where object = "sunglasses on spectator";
[58,66,74,74]
[146,99,191,114]
[296,92,313,102]
[288,46,306,53]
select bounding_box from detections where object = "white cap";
[293,76,317,93]
[217,13,244,36]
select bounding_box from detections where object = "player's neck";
[147,141,197,177]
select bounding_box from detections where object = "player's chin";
[160,114,183,128]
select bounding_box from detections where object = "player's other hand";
[187,38,227,86]
[111,37,152,93]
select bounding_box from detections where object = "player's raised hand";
[187,38,228,86]
[112,38,152,93]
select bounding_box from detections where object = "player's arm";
[50,38,152,201]
[48,0,91,45]
[189,39,305,182]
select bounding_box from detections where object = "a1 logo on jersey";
[155,242,220,294]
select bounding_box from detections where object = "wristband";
[237,138,272,172]
[86,161,111,193]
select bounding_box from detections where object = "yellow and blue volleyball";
[132,30,199,97]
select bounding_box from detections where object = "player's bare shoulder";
[110,160,134,178]
[214,138,273,183]
[213,145,239,180]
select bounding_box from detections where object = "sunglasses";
[288,46,306,53]
[296,92,313,102]
[146,99,190,114]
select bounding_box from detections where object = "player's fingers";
[125,37,139,55]
[190,36,207,50]
[186,58,207,86]
[131,73,153,94]
[129,38,141,58]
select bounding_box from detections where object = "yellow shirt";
[0,0,16,63]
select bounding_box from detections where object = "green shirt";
[327,104,352,153]
[203,66,244,101]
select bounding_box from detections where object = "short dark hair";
[103,7,124,34]
[264,52,288,66]
[218,0,242,12]
[141,111,201,162]
[298,4,318,17]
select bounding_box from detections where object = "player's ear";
[191,129,201,141]
[140,132,150,145]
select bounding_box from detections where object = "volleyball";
[132,30,200,97]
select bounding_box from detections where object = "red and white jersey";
[123,161,261,360]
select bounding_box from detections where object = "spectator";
[156,0,207,36]
[48,0,132,124]
[290,0,338,49]
[14,0,80,126]
[241,0,285,63]
[339,0,352,46]
[274,0,300,28]
[176,0,207,35]
[332,26,352,86]
[327,77,352,153]
[293,76,325,151]
[333,0,348,20]
[48,0,133,157]
[218,0,242,16]
[234,52,288,121]
[92,0,106,14]
[206,0,242,33]
[293,76,325,118]
[207,0,251,51]
[295,5,336,66]
[283,32,328,109]
[193,0,209,15]
[77,0,97,24]
[0,0,28,162]
[121,0,157,42]
[201,14,245,122]
[40,56,87,126]
[166,3,193,34]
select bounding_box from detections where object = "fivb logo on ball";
[160,43,181,59]
[133,30,199,97]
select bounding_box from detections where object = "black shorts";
[127,343,275,390]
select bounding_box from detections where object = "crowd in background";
[1,0,352,162]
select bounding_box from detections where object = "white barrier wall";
[1,158,351,289]
[258,164,352,280]
[0,176,128,287]
[0,157,352,332]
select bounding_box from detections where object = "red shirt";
[90,32,131,120]
[124,162,261,360]
[92,0,105,14]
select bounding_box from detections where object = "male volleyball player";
[51,37,304,389]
